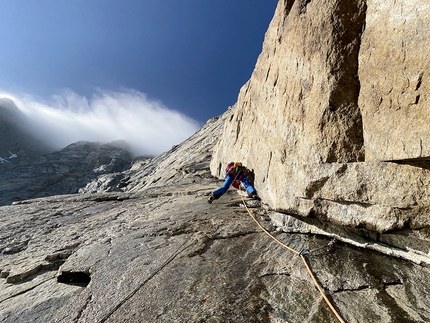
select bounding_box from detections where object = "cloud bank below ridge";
[0,89,200,156]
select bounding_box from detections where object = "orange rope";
[299,254,345,323]
[241,197,346,323]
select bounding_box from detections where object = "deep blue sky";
[0,0,278,124]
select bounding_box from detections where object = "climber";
[208,161,259,203]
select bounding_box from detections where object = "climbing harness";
[241,196,346,323]
[99,235,197,323]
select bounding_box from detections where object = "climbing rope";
[99,235,196,323]
[241,196,346,323]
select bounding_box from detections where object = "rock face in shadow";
[0,98,135,206]
[0,98,51,159]
[0,140,133,206]
[210,0,430,239]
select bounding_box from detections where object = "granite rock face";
[211,0,366,166]
[2,132,430,323]
[210,0,430,236]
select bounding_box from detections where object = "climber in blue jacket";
[208,161,258,203]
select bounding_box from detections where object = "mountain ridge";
[0,98,52,158]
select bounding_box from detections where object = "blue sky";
[0,1,278,155]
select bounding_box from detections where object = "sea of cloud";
[0,88,200,156]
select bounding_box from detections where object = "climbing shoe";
[207,194,215,204]
[251,192,260,200]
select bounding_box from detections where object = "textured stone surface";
[359,0,430,161]
[297,162,430,232]
[212,0,366,166]
[210,0,430,233]
[2,172,430,322]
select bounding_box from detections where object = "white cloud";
[0,88,200,156]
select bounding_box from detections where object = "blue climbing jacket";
[212,162,256,199]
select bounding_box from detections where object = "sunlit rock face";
[211,0,430,233]
[359,0,430,161]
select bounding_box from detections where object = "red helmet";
[225,162,235,173]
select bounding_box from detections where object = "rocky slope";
[2,113,430,322]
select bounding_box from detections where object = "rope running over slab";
[241,196,346,323]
